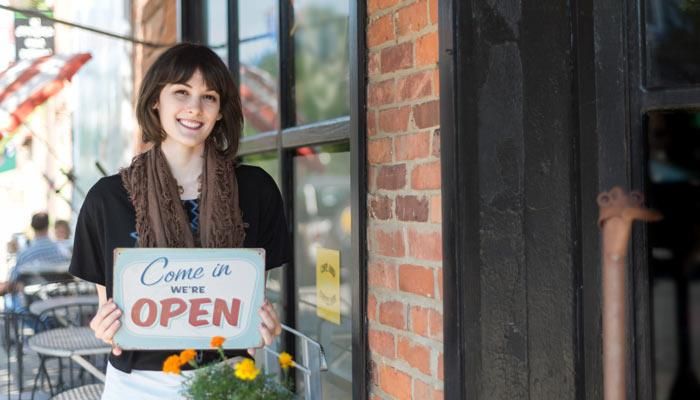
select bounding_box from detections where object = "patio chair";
[48,383,103,400]
[0,310,46,398]
[261,324,328,399]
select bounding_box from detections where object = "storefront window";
[239,0,279,136]
[205,0,228,64]
[293,0,349,125]
[645,0,700,87]
[293,143,352,398]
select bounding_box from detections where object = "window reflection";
[646,110,700,399]
[294,143,352,398]
[239,0,279,136]
[293,0,350,125]
[205,0,228,64]
[645,0,700,87]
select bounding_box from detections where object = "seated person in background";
[0,212,71,300]
[54,219,73,257]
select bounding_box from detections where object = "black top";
[69,165,291,372]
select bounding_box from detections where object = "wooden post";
[597,187,661,400]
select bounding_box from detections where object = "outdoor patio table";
[28,327,111,382]
[29,295,99,316]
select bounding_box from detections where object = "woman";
[69,43,290,399]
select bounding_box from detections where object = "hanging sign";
[14,11,55,61]
[316,248,341,325]
[113,248,265,350]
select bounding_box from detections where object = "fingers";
[90,299,123,348]
[258,300,281,347]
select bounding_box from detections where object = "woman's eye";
[204,95,218,102]
[174,89,188,96]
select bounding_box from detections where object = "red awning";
[0,53,91,140]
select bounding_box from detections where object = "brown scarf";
[120,140,246,248]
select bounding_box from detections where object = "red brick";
[396,195,429,222]
[379,365,412,400]
[377,164,407,190]
[368,260,398,289]
[437,352,444,380]
[433,68,440,96]
[368,14,395,47]
[396,0,429,37]
[368,0,400,13]
[368,51,381,76]
[370,360,379,385]
[374,228,405,257]
[368,79,395,107]
[379,301,407,329]
[397,336,431,375]
[410,306,430,337]
[416,31,439,66]
[431,128,440,157]
[368,293,377,321]
[430,194,442,223]
[429,309,443,340]
[399,264,434,297]
[369,194,393,220]
[395,131,431,161]
[414,379,436,400]
[437,268,443,300]
[411,161,441,190]
[368,165,377,191]
[429,0,438,25]
[381,42,413,73]
[413,100,440,128]
[368,110,378,137]
[379,106,411,134]
[408,228,442,261]
[397,70,432,101]
[369,137,393,164]
[435,389,444,400]
[369,328,396,358]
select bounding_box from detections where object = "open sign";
[112,248,265,350]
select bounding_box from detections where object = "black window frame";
[180,1,368,398]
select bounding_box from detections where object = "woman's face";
[156,69,222,151]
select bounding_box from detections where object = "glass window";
[205,0,228,64]
[239,0,279,136]
[645,109,700,399]
[645,0,700,87]
[293,0,350,125]
[293,143,352,398]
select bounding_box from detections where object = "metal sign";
[112,248,265,350]
[14,12,54,61]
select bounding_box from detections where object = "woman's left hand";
[248,299,282,356]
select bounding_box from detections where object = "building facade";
[130,1,700,399]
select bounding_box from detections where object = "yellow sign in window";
[316,248,341,325]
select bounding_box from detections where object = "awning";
[0,53,91,140]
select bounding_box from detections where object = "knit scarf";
[119,140,246,248]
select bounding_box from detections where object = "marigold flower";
[234,358,260,381]
[278,351,294,370]
[179,349,197,364]
[162,355,182,374]
[210,336,226,348]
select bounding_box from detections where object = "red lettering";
[213,298,241,327]
[132,298,157,327]
[189,298,211,327]
[160,298,187,327]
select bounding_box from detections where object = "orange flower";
[179,349,197,364]
[210,336,226,348]
[278,351,294,370]
[162,355,182,374]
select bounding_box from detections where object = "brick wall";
[366,1,443,399]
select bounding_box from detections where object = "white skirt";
[101,362,195,400]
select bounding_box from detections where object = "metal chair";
[262,324,328,399]
[0,310,45,398]
[48,383,103,400]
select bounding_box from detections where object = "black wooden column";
[441,1,585,398]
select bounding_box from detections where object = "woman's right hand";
[90,298,123,355]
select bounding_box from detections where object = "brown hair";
[135,43,243,157]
